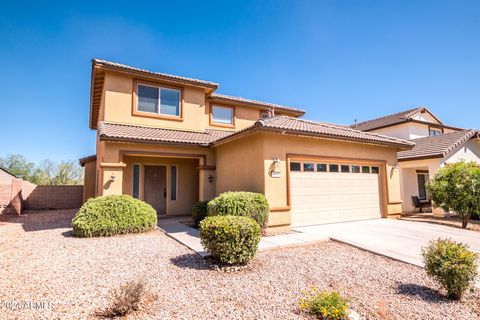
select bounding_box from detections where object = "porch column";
[100,162,126,196]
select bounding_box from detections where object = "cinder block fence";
[0,178,83,214]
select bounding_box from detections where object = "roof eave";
[211,126,414,149]
[98,135,210,147]
[92,59,219,91]
[207,95,306,116]
[398,154,444,162]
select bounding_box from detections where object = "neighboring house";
[81,59,413,231]
[352,107,480,214]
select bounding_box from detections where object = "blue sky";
[1,1,479,163]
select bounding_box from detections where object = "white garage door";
[290,161,382,227]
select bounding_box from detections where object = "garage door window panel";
[371,166,379,174]
[352,165,360,173]
[290,162,301,171]
[341,165,350,173]
[329,164,339,172]
[303,163,315,172]
[362,166,370,173]
[317,164,327,172]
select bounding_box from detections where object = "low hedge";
[199,215,261,265]
[422,238,478,299]
[207,192,269,227]
[72,195,157,237]
[192,201,209,228]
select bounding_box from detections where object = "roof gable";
[352,107,444,131]
[398,129,480,161]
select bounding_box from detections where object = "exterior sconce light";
[271,158,281,178]
[208,174,214,183]
[110,174,116,182]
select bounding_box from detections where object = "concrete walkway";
[157,217,329,256]
[293,218,480,267]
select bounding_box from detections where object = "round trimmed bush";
[422,238,478,299]
[72,195,157,237]
[192,200,209,228]
[207,192,269,227]
[199,215,261,265]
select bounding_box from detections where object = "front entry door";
[144,165,167,215]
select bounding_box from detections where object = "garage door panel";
[290,170,382,226]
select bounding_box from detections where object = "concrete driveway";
[293,218,480,267]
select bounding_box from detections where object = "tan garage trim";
[286,154,389,219]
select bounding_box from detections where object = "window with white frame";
[137,83,181,117]
[211,105,234,125]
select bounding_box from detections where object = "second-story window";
[211,105,234,126]
[137,83,181,117]
[429,128,442,136]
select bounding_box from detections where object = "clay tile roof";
[209,93,306,115]
[212,116,415,148]
[398,129,480,161]
[93,59,219,89]
[351,107,432,131]
[97,117,414,149]
[98,122,235,146]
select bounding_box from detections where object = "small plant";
[207,191,269,227]
[192,200,209,228]
[72,195,157,237]
[97,280,146,318]
[200,215,261,265]
[299,288,349,320]
[422,238,478,299]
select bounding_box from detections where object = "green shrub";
[207,192,269,227]
[72,195,157,237]
[422,238,478,299]
[199,215,261,265]
[427,161,480,228]
[299,288,348,320]
[192,201,209,228]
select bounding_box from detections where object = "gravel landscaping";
[402,213,480,232]
[1,210,479,319]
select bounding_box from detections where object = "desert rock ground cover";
[1,210,479,319]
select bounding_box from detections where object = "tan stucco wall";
[123,156,199,216]
[82,160,96,202]
[214,134,265,195]
[205,101,262,131]
[95,141,214,213]
[214,132,403,228]
[102,72,208,131]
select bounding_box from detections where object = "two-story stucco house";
[81,59,414,232]
[352,107,480,214]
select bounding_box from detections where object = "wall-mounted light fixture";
[208,174,214,183]
[270,157,281,178]
[110,174,116,182]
